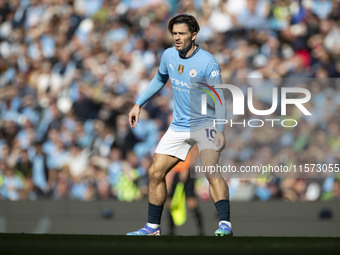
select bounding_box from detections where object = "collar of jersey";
[179,45,200,59]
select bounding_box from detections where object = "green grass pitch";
[1,233,340,255]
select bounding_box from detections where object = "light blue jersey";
[137,46,224,132]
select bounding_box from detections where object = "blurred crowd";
[0,0,340,202]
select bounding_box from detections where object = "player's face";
[171,23,197,51]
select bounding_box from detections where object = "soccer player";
[127,14,232,236]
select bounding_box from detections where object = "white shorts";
[154,127,218,161]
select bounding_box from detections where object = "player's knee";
[148,165,165,183]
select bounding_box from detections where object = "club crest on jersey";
[189,68,197,77]
[178,64,184,74]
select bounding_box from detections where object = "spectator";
[1,164,24,200]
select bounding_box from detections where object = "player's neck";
[179,43,197,58]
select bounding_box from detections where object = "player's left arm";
[206,58,226,151]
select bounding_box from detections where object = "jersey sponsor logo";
[189,68,197,77]
[211,70,221,77]
[178,64,184,74]
[169,64,174,71]
[172,85,189,93]
[170,77,190,88]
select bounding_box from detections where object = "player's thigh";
[200,148,219,166]
[149,153,181,180]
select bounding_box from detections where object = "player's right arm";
[129,104,141,128]
[129,54,169,128]
[128,72,168,128]
[129,50,169,128]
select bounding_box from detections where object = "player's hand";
[214,131,226,152]
[129,104,141,128]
